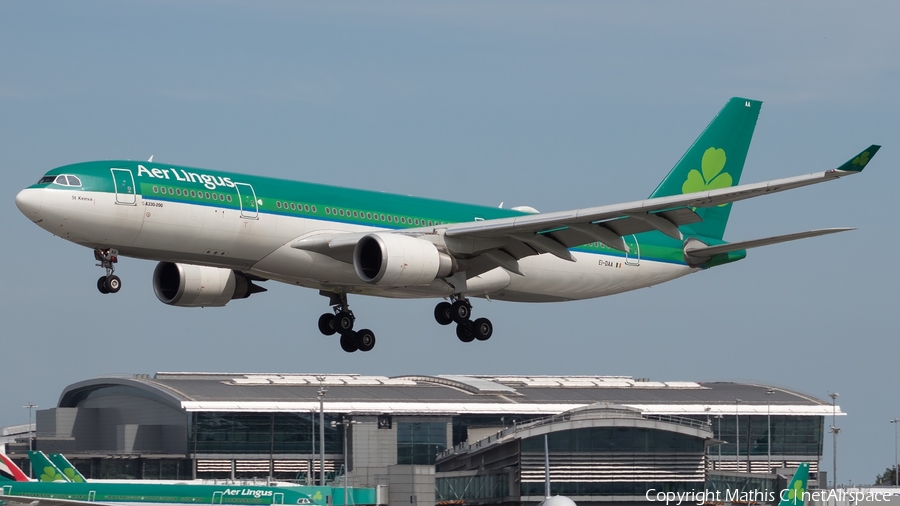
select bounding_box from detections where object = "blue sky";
[2,1,899,485]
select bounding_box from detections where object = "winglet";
[837,145,880,172]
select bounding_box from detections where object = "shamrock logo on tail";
[63,468,84,482]
[787,478,805,504]
[852,151,870,168]
[682,147,732,206]
[40,466,65,481]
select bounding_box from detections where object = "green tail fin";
[777,462,809,506]
[28,450,70,482]
[48,453,86,482]
[649,97,762,240]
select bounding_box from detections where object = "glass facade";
[397,422,447,465]
[191,412,343,454]
[522,427,705,454]
[437,473,510,502]
[701,415,824,456]
[69,458,193,480]
[522,481,701,497]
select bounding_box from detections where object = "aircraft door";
[111,168,137,205]
[88,491,96,501]
[234,182,259,219]
[273,493,284,505]
[624,235,640,266]
[213,491,224,504]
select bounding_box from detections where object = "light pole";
[331,418,360,506]
[317,384,327,486]
[829,392,840,488]
[23,403,36,450]
[310,409,317,486]
[766,388,774,473]
[715,415,723,465]
[891,419,899,486]
[735,399,741,471]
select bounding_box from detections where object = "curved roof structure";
[57,372,843,417]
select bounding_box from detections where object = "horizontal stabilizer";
[684,228,854,265]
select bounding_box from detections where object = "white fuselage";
[19,187,696,302]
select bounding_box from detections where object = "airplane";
[26,451,81,482]
[778,463,809,506]
[0,455,313,506]
[15,97,879,353]
[46,454,86,483]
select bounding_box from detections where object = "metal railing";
[437,410,711,460]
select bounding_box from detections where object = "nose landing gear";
[435,297,493,343]
[94,249,122,294]
[318,291,376,353]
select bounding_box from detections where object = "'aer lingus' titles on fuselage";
[15,97,878,353]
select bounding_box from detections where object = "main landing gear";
[434,296,493,343]
[94,248,122,294]
[317,291,376,353]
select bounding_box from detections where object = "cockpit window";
[39,176,55,184]
[66,175,82,187]
[54,175,68,185]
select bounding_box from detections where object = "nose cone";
[15,188,43,220]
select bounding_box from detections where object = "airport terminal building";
[10,373,841,506]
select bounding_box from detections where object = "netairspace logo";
[644,488,893,506]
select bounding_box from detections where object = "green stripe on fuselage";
[35,160,696,266]
[0,482,311,505]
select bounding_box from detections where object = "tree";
[875,467,897,486]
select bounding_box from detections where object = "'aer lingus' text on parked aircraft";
[15,98,878,353]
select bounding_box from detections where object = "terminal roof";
[57,373,844,417]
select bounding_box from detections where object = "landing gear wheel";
[473,318,493,341]
[456,322,475,343]
[434,302,453,326]
[318,313,336,336]
[97,276,110,294]
[356,329,376,352]
[340,333,359,353]
[106,275,121,293]
[334,311,354,334]
[450,300,471,324]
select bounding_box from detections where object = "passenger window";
[191,190,196,197]
[304,205,310,212]
[66,176,82,187]
[367,212,372,219]
[226,195,232,202]
[205,192,211,199]
[325,208,330,214]
[276,201,282,208]
[212,193,217,200]
[153,186,159,193]
[353,211,358,218]
[176,189,182,196]
[311,206,317,213]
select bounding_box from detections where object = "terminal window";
[397,422,447,465]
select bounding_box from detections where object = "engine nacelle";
[354,233,455,286]
[152,262,265,308]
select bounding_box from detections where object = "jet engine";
[353,233,455,286]
[152,262,266,307]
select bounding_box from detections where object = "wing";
[293,145,877,275]
[0,495,105,506]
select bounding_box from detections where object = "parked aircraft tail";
[0,453,29,482]
[777,462,810,506]
[28,450,69,482]
[48,453,86,482]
